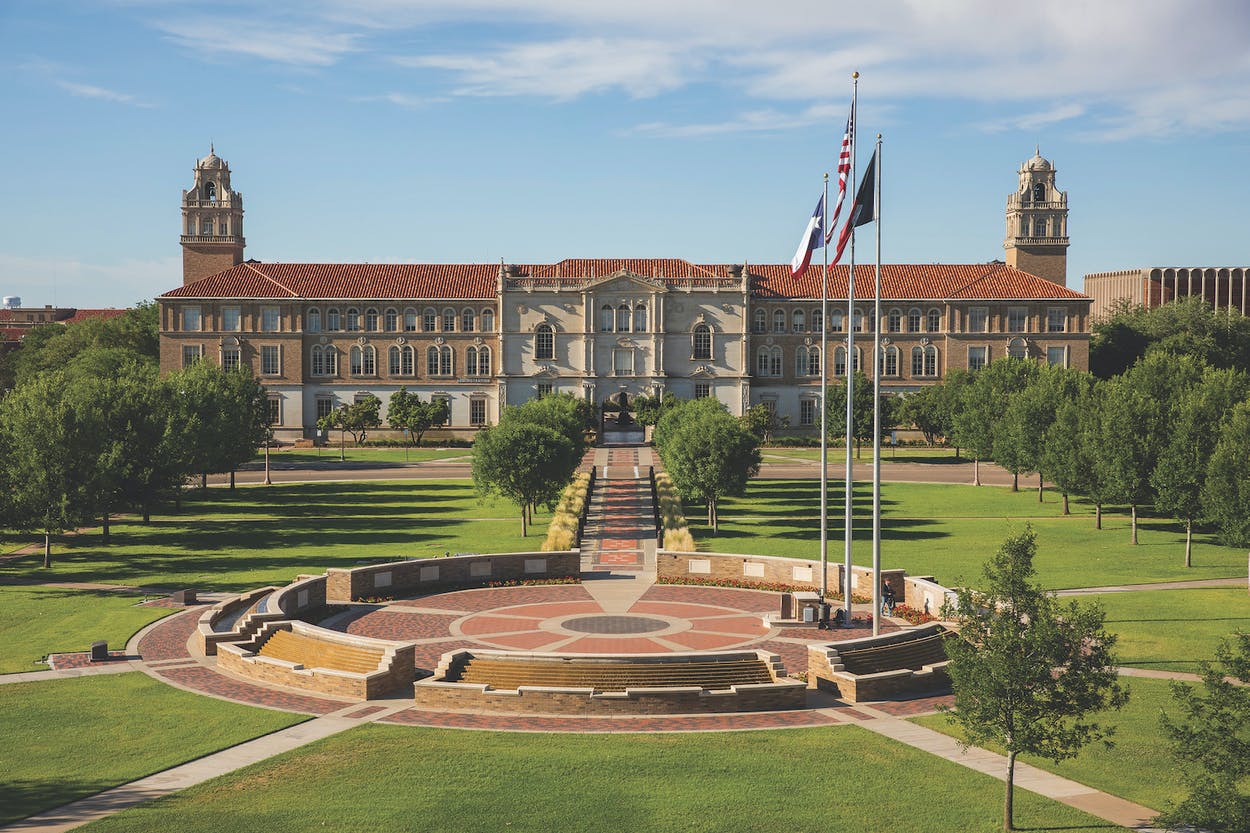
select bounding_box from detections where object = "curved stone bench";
[807,622,953,703]
[414,649,806,715]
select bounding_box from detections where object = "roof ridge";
[243,262,299,297]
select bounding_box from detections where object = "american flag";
[825,101,854,246]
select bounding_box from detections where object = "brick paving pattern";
[581,446,654,569]
[398,583,593,613]
[865,693,955,717]
[136,607,199,660]
[155,666,345,715]
[47,651,135,670]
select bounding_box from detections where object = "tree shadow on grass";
[0,779,125,828]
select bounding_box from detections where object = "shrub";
[654,470,695,550]
[540,471,592,552]
[890,603,937,625]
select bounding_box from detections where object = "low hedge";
[654,471,696,552]
[541,471,593,552]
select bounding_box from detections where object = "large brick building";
[158,149,1091,440]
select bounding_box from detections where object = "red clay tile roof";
[159,260,1088,302]
[1,326,27,343]
[62,308,128,325]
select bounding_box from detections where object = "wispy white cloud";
[19,59,154,107]
[153,18,362,66]
[629,104,842,138]
[55,80,154,108]
[353,91,444,109]
[395,38,696,100]
[978,104,1086,134]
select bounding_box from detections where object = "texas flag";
[790,193,825,277]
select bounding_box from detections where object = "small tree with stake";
[941,528,1128,831]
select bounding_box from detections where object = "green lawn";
[1091,588,1250,673]
[0,585,174,674]
[913,676,1187,814]
[0,481,551,592]
[82,724,1115,833]
[254,447,471,465]
[0,673,304,826]
[763,446,963,464]
[691,479,1247,590]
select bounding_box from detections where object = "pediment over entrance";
[584,269,668,294]
[532,365,560,379]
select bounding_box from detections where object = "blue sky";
[3,0,1250,308]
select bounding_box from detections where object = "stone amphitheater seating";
[258,629,384,674]
[807,623,952,703]
[453,656,774,692]
[837,632,948,676]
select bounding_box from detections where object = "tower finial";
[1034,143,1039,157]
[210,140,214,154]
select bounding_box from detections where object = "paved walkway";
[1057,577,1247,595]
[579,445,657,573]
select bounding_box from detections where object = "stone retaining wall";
[657,549,906,599]
[807,623,951,703]
[196,586,278,656]
[325,551,581,603]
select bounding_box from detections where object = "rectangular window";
[181,306,202,332]
[968,346,988,371]
[694,383,710,400]
[221,307,240,332]
[261,307,280,332]
[1047,346,1068,367]
[181,344,202,368]
[316,398,335,420]
[799,399,817,427]
[1007,307,1028,333]
[614,349,633,376]
[469,398,486,426]
[267,397,281,426]
[536,383,553,398]
[1047,307,1067,333]
[261,345,280,375]
[221,346,240,372]
[967,307,988,333]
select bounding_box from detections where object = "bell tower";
[1004,147,1068,286]
[181,146,245,285]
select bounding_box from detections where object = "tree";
[1152,368,1250,566]
[1040,373,1101,517]
[1091,297,1250,378]
[740,403,790,445]
[823,371,896,458]
[895,385,946,446]
[387,388,450,446]
[502,393,595,460]
[10,303,159,387]
[632,391,679,427]
[472,422,576,536]
[942,528,1128,831]
[951,359,1037,486]
[339,394,382,445]
[1202,400,1250,553]
[168,362,268,488]
[1097,352,1203,544]
[997,365,1088,499]
[659,400,760,533]
[1157,631,1250,832]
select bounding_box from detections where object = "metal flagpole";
[820,172,830,601]
[843,72,858,626]
[871,133,883,637]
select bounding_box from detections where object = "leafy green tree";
[1157,631,1250,832]
[660,400,760,533]
[472,422,576,536]
[1091,297,1250,378]
[951,359,1037,486]
[740,403,790,445]
[502,393,595,460]
[942,528,1128,831]
[632,391,679,427]
[0,371,96,566]
[1097,352,1204,544]
[823,371,896,458]
[895,384,946,446]
[997,365,1089,499]
[10,304,159,387]
[1040,373,1101,516]
[168,362,268,489]
[340,394,382,445]
[1202,400,1250,551]
[387,388,450,446]
[1152,367,1250,566]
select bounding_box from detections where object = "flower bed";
[890,603,938,625]
[657,574,871,603]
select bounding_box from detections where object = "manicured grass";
[0,585,173,674]
[0,673,304,825]
[253,447,471,465]
[0,481,553,592]
[913,676,1185,813]
[82,724,1115,833]
[1092,588,1250,673]
[691,479,1247,590]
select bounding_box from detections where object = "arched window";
[756,347,781,377]
[348,345,374,375]
[201,217,214,235]
[1008,337,1028,360]
[350,345,363,375]
[1032,182,1045,202]
[403,308,418,332]
[477,346,491,376]
[535,324,555,360]
[401,345,414,375]
[384,308,398,332]
[362,345,376,375]
[924,345,938,376]
[422,308,437,332]
[792,309,805,332]
[888,309,902,333]
[796,345,820,377]
[345,308,360,332]
[365,308,379,331]
[911,346,924,377]
[907,308,922,333]
[311,346,326,376]
[442,308,456,332]
[427,346,440,376]
[757,347,771,376]
[834,346,848,376]
[600,305,613,332]
[634,304,647,332]
[772,309,786,333]
[692,324,712,360]
[466,347,478,376]
[204,181,216,201]
[480,309,495,332]
[830,310,844,332]
[327,308,341,331]
[461,308,475,332]
[852,347,861,372]
[617,305,631,332]
[1033,217,1047,237]
[440,345,453,375]
[853,310,864,332]
[389,346,401,375]
[812,309,823,332]
[927,308,941,333]
[307,308,321,333]
[881,345,899,376]
[753,309,767,333]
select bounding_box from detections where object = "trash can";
[802,606,815,623]
[818,602,831,624]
